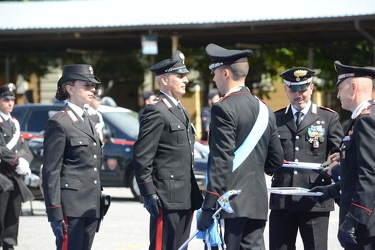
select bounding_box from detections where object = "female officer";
[42,64,103,250]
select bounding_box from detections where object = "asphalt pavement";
[17,175,343,250]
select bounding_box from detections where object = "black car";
[12,104,208,200]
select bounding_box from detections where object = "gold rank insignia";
[294,70,308,82]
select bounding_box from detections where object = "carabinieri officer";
[269,67,343,250]
[42,64,103,250]
[133,51,203,250]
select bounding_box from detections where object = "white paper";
[267,187,323,196]
[282,161,323,170]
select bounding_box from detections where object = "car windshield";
[102,111,139,139]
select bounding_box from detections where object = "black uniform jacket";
[0,116,33,200]
[42,104,102,222]
[133,93,203,211]
[270,103,343,212]
[339,100,375,237]
[204,86,284,220]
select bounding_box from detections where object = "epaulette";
[274,107,287,113]
[319,106,337,113]
[149,97,162,106]
[360,109,371,115]
[66,110,79,123]
[161,98,173,109]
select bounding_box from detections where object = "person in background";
[311,61,375,249]
[133,50,203,250]
[42,64,103,250]
[86,89,104,141]
[269,67,343,250]
[138,91,156,120]
[197,43,284,249]
[0,83,33,250]
[200,91,219,141]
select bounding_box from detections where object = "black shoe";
[3,244,14,250]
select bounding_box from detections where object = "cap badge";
[294,70,308,81]
[8,83,16,92]
[179,52,185,65]
[89,66,94,75]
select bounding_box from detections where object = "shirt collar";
[67,102,85,120]
[160,91,179,106]
[0,111,12,121]
[291,101,312,116]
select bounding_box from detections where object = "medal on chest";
[307,124,325,149]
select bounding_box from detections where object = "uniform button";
[3,134,6,136]
[93,142,97,146]
[293,171,298,175]
[339,190,342,194]
[94,180,97,185]
[322,179,325,182]
[278,134,280,137]
[295,135,300,140]
[295,147,299,151]
[65,184,69,187]
[171,175,174,179]
[94,155,97,159]
[295,159,299,162]
[187,129,190,132]
[189,140,191,144]
[94,168,97,172]
[15,150,18,154]
[178,125,181,128]
[338,176,341,180]
[79,141,82,144]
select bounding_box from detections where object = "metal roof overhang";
[0,15,374,54]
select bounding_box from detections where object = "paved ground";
[17,176,342,250]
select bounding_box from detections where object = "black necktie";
[82,111,93,133]
[295,112,302,127]
[177,103,188,122]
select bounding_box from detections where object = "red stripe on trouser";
[62,216,68,250]
[155,208,163,250]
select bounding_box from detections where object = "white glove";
[15,157,31,176]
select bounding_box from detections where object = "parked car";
[12,103,208,200]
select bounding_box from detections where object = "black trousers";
[269,210,330,250]
[224,217,266,250]
[56,216,98,250]
[0,188,22,247]
[149,208,193,250]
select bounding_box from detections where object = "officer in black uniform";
[0,83,34,250]
[312,62,375,249]
[42,64,103,250]
[197,43,284,249]
[133,50,203,250]
[269,67,343,250]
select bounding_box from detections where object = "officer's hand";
[15,157,31,175]
[309,184,340,204]
[50,220,67,241]
[197,209,215,231]
[143,194,162,218]
[338,213,358,248]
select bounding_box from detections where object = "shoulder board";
[360,109,371,116]
[66,110,79,123]
[258,97,267,105]
[319,106,337,113]
[274,106,287,113]
[161,98,173,109]
[149,97,161,106]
